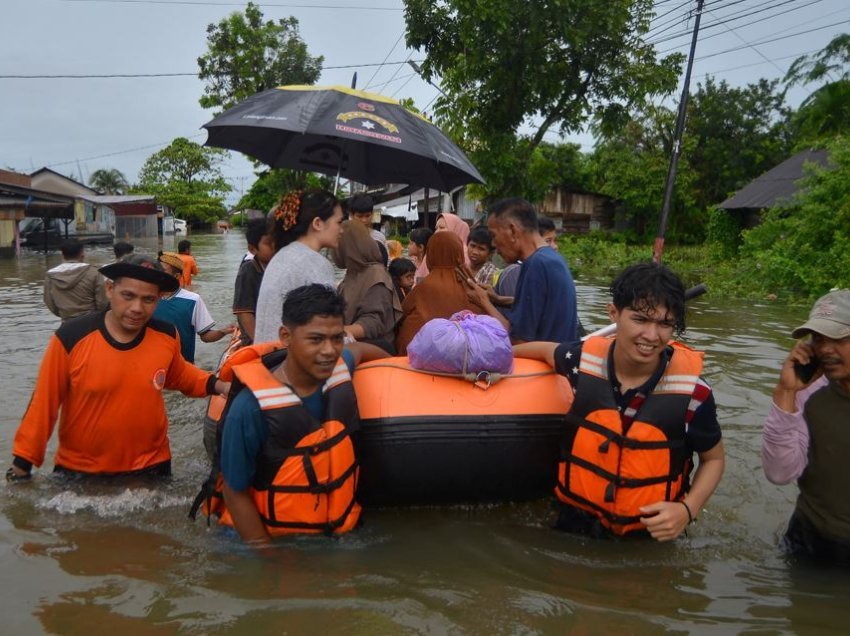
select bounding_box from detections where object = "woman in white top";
[253,190,344,344]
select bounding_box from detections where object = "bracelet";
[679,500,695,524]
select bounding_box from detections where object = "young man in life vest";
[217,284,389,545]
[514,262,725,541]
[7,255,231,482]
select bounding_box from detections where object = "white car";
[173,219,188,235]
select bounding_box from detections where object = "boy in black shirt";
[232,219,275,344]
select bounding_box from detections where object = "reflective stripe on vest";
[556,336,703,535]
[219,357,360,536]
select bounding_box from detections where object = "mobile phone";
[794,357,819,384]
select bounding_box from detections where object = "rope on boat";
[355,363,555,389]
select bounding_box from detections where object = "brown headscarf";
[337,220,403,330]
[437,212,470,266]
[395,231,484,354]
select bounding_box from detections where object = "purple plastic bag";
[407,310,514,374]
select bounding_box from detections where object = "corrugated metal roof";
[83,194,155,204]
[719,149,830,210]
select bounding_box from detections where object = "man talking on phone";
[762,289,850,562]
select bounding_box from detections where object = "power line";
[650,0,823,47]
[704,8,785,74]
[46,134,206,167]
[694,17,850,60]
[61,0,403,10]
[389,65,417,98]
[694,46,821,77]
[363,30,406,89]
[369,71,417,91]
[0,59,425,79]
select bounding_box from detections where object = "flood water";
[1,232,847,634]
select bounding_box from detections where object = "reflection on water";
[0,233,845,633]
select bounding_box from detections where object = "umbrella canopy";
[202,85,484,191]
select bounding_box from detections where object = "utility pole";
[653,0,705,263]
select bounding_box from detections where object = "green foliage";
[735,136,850,299]
[137,137,231,224]
[590,106,700,242]
[686,77,792,211]
[705,208,741,258]
[791,80,850,144]
[89,168,129,195]
[237,168,333,212]
[786,33,850,144]
[197,2,323,113]
[403,0,683,200]
[589,76,792,243]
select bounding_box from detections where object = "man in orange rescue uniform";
[216,284,388,545]
[514,262,725,541]
[7,255,230,481]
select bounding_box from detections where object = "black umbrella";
[202,85,484,191]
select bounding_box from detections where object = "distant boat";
[173,219,188,235]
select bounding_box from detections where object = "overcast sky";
[2,0,848,206]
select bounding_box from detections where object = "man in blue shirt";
[466,198,580,343]
[219,284,389,545]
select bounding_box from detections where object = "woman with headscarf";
[395,231,485,355]
[337,220,403,353]
[436,212,470,266]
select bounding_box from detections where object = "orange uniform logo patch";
[152,369,167,391]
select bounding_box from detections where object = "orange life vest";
[191,346,361,536]
[556,336,704,535]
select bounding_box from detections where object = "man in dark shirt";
[232,219,275,344]
[514,262,724,541]
[465,198,579,343]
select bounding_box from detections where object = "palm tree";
[89,168,129,195]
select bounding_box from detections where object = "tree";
[590,105,699,241]
[89,168,129,195]
[137,138,231,224]
[237,168,333,213]
[786,33,850,143]
[197,2,323,113]
[686,77,792,211]
[403,0,683,199]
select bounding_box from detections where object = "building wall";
[116,215,158,240]
[541,187,616,234]
[0,219,17,257]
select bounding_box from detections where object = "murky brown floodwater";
[1,232,848,634]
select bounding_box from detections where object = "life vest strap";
[556,484,645,527]
[268,460,358,495]
[566,453,680,489]
[260,492,359,534]
[266,426,351,462]
[565,413,685,451]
